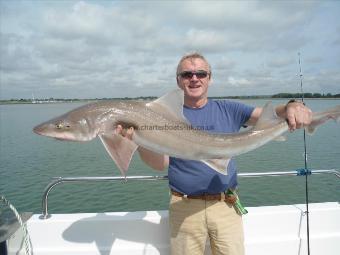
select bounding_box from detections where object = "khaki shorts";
[169,194,244,255]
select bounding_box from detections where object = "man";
[117,53,312,255]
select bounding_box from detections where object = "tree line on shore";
[1,92,339,104]
[214,92,340,100]
[272,92,340,98]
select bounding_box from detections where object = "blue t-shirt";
[168,99,254,195]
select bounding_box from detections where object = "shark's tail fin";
[307,105,340,134]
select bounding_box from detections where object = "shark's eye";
[56,123,63,129]
[55,123,71,129]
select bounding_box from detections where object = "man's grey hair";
[176,52,212,76]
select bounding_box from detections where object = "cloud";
[267,56,295,68]
[227,77,252,87]
[0,0,339,99]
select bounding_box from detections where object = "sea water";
[0,99,339,214]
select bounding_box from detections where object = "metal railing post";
[39,169,339,219]
[39,175,168,219]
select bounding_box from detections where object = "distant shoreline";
[1,95,339,105]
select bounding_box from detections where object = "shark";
[33,89,340,176]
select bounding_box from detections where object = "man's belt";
[170,189,248,215]
[171,189,236,204]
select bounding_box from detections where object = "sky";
[1,0,340,99]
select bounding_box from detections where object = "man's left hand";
[285,101,313,131]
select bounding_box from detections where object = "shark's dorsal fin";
[146,89,189,123]
[253,101,282,130]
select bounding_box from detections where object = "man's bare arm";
[245,101,312,131]
[116,125,169,171]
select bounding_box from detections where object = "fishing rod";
[298,52,311,255]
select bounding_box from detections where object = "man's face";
[177,58,211,101]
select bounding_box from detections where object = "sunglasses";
[178,70,210,79]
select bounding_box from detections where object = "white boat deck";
[7,202,340,255]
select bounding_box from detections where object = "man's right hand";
[115,125,134,140]
[115,124,169,171]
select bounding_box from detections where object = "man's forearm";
[137,146,169,171]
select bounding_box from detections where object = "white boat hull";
[7,202,340,255]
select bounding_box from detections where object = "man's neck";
[184,97,208,109]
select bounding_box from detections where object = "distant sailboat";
[32,93,37,104]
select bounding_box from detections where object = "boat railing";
[39,169,340,219]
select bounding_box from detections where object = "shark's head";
[33,113,95,142]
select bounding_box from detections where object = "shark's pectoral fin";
[201,158,230,175]
[99,133,138,176]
